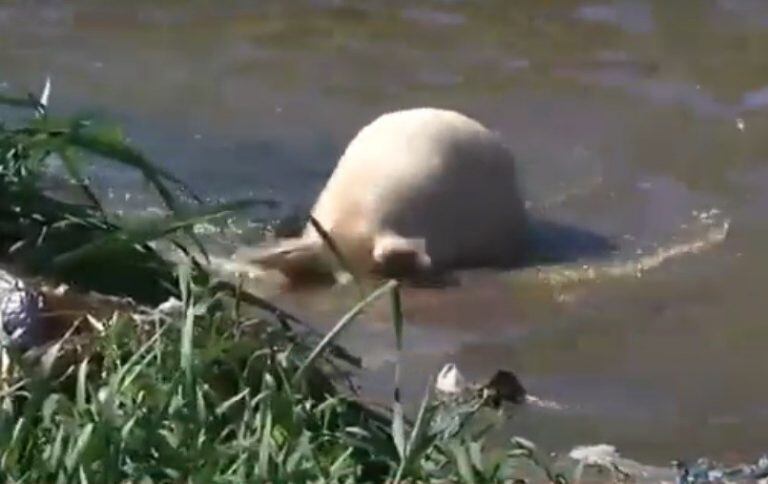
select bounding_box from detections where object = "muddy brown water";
[3,0,768,465]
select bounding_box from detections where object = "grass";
[0,80,264,303]
[0,272,567,482]
[0,81,575,482]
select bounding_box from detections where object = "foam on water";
[525,212,729,286]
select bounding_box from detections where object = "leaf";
[48,425,66,469]
[113,321,173,392]
[65,422,94,472]
[66,127,192,210]
[468,441,484,474]
[41,394,64,426]
[293,279,396,385]
[450,442,477,484]
[308,215,362,291]
[181,290,196,393]
[51,198,265,269]
[285,432,312,474]
[392,400,406,461]
[394,384,433,481]
[258,407,273,480]
[328,447,354,479]
[58,148,104,214]
[76,358,89,411]
[216,389,250,416]
[390,284,406,464]
[40,337,64,378]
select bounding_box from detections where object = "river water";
[2,0,768,464]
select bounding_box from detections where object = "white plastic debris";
[40,76,51,108]
[156,297,184,316]
[569,444,620,465]
[435,363,467,394]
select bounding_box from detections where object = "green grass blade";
[51,198,264,269]
[76,358,89,411]
[58,148,105,214]
[390,284,406,463]
[216,389,249,416]
[258,405,273,480]
[308,215,362,291]
[450,443,477,484]
[394,384,433,481]
[293,279,396,385]
[66,129,192,210]
[65,423,94,473]
[180,277,195,394]
[328,446,354,479]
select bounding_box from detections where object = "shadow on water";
[522,218,617,268]
[400,218,618,289]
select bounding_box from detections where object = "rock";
[434,364,528,406]
[0,270,46,350]
[485,369,527,405]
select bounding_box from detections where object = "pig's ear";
[372,233,432,278]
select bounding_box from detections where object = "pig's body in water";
[235,107,530,286]
[218,106,725,299]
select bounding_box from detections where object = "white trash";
[435,363,467,395]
